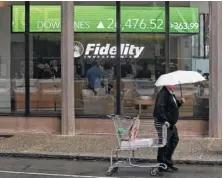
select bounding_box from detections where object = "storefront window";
[11,34,26,113]
[0,1,209,117]
[11,32,62,113]
[120,1,165,117]
[0,5,13,113]
[11,3,62,113]
[169,1,210,117]
[120,33,166,117]
[73,33,116,115]
[32,33,61,113]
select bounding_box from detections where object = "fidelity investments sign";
[73,41,144,59]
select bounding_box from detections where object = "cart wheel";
[150,168,158,176]
[105,167,114,176]
[113,167,119,173]
[105,170,113,176]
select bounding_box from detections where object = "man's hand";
[164,121,170,128]
[181,97,186,103]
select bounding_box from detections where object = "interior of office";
[0,1,210,118]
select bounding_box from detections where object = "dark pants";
[155,124,179,167]
[88,85,97,95]
[107,84,113,94]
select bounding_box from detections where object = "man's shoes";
[159,167,173,173]
[159,167,173,172]
[169,165,179,172]
[159,166,178,173]
[158,168,166,172]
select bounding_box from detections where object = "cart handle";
[122,115,132,119]
[106,114,133,120]
[106,114,116,119]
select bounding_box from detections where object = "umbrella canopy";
[155,70,206,87]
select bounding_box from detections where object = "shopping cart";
[105,114,167,176]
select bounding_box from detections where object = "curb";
[0,152,221,166]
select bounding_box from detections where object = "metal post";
[165,1,170,73]
[25,1,30,115]
[203,14,206,58]
[61,1,75,135]
[116,1,121,115]
[198,14,201,58]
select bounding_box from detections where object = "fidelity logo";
[73,41,144,59]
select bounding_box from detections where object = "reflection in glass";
[169,1,210,118]
[8,1,210,118]
[74,34,117,115]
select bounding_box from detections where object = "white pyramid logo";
[97,22,105,29]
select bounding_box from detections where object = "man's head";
[92,61,98,67]
[165,85,176,92]
[51,60,57,67]
[143,61,148,68]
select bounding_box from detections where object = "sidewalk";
[0,134,221,165]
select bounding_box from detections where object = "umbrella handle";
[180,84,182,97]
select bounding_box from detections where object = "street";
[0,157,221,178]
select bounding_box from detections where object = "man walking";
[86,61,102,95]
[153,85,185,172]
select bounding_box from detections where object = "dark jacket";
[136,68,152,78]
[153,86,182,126]
[50,66,61,78]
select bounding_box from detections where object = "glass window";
[11,32,62,113]
[169,1,210,117]
[31,33,61,113]
[74,34,116,115]
[0,4,14,113]
[73,2,117,116]
[11,3,62,114]
[120,1,166,117]
[8,1,210,117]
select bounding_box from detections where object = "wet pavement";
[0,157,221,178]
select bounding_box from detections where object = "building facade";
[0,1,221,137]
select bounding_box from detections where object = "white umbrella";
[155,70,206,96]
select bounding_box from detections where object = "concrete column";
[0,7,11,78]
[0,7,11,112]
[209,1,222,138]
[61,1,75,135]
